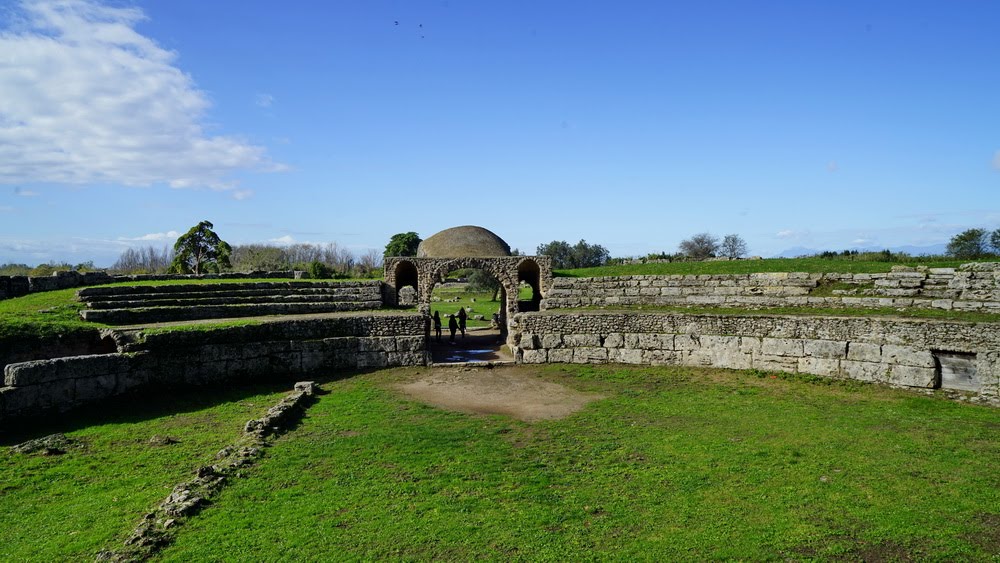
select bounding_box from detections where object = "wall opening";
[517,259,542,312]
[934,351,979,392]
[393,260,418,306]
[427,269,507,363]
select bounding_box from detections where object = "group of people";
[432,307,467,344]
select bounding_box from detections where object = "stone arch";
[517,258,543,312]
[393,260,419,306]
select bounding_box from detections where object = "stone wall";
[0,314,427,421]
[543,263,1000,312]
[0,270,303,301]
[512,311,1000,404]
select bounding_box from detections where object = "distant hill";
[775,243,949,259]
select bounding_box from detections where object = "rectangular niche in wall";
[933,351,979,392]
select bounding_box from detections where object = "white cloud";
[269,235,295,244]
[14,187,39,197]
[827,160,839,173]
[255,93,274,108]
[776,230,796,239]
[0,205,13,212]
[993,150,1000,170]
[851,238,870,245]
[118,230,180,242]
[231,189,254,201]
[0,0,284,191]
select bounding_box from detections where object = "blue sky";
[1,0,998,266]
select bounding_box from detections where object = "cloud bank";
[0,0,282,192]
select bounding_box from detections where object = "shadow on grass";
[0,370,363,447]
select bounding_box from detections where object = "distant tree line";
[536,240,610,269]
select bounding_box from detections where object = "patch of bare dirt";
[395,366,603,422]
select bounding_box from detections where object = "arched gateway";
[383,226,552,344]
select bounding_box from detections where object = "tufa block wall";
[0,315,428,421]
[512,312,1000,405]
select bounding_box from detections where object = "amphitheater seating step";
[77,281,386,325]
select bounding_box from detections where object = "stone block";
[638,333,673,350]
[739,337,762,355]
[75,374,118,403]
[603,333,624,348]
[1,386,38,416]
[387,352,426,366]
[608,348,645,364]
[847,342,882,363]
[358,337,396,353]
[841,360,887,382]
[541,334,563,349]
[760,338,804,357]
[623,333,641,349]
[395,336,425,352]
[643,350,678,365]
[573,347,608,363]
[797,357,840,377]
[547,349,574,363]
[519,333,539,350]
[803,340,847,359]
[564,334,601,347]
[889,365,937,388]
[521,349,547,364]
[753,355,798,373]
[356,352,388,368]
[881,345,935,368]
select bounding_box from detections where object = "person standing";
[457,307,467,338]
[448,314,458,344]
[432,311,442,343]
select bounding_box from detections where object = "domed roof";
[417,226,512,258]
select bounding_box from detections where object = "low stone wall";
[512,312,1000,404]
[0,314,427,421]
[0,270,304,300]
[543,263,1000,312]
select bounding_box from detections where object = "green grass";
[558,257,975,277]
[0,383,294,561]
[148,365,1000,560]
[0,288,103,341]
[431,286,504,328]
[551,304,1000,324]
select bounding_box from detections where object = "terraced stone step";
[80,301,384,325]
[77,281,379,297]
[82,287,381,303]
[84,293,377,310]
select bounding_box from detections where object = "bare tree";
[720,234,748,259]
[111,245,174,274]
[356,248,383,277]
[678,233,719,260]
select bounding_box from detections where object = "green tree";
[169,220,233,274]
[384,232,422,257]
[467,269,501,301]
[537,240,609,269]
[946,228,989,259]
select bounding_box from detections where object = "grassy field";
[0,383,294,561]
[557,257,975,277]
[107,365,1000,561]
[431,285,504,329]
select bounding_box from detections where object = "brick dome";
[416,226,512,258]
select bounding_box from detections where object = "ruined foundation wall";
[0,315,427,421]
[543,263,1000,312]
[512,312,1000,404]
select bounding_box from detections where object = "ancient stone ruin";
[2,225,999,422]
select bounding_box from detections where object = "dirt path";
[395,366,603,422]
